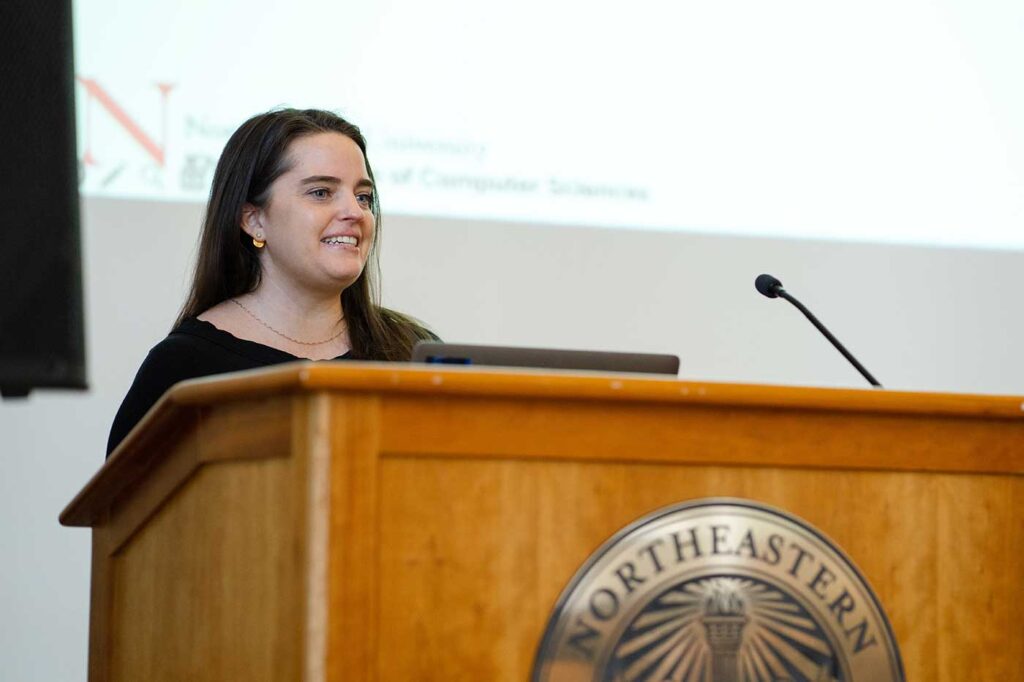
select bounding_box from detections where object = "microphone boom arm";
[755,274,882,389]
[776,288,882,388]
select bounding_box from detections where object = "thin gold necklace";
[231,298,346,346]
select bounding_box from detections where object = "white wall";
[386,215,1024,394]
[2,196,1023,679]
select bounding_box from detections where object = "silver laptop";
[411,342,679,376]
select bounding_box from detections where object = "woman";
[107,108,434,455]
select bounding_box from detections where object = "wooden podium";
[62,364,1024,681]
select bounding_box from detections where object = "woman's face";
[243,132,376,295]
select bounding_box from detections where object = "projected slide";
[74,0,1024,249]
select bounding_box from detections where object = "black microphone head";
[755,273,784,298]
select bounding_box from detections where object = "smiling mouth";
[321,236,358,246]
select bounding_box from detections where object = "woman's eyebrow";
[299,175,341,185]
[299,175,374,189]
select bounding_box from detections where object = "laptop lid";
[411,342,679,376]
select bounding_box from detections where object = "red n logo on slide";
[76,77,174,167]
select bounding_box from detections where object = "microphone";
[754,274,882,388]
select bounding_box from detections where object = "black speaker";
[0,0,86,397]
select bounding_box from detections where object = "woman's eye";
[309,188,331,199]
[357,193,374,208]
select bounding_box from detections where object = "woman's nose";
[335,192,364,219]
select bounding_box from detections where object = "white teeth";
[321,236,358,246]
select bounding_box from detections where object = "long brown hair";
[176,108,433,360]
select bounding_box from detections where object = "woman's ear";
[240,203,263,241]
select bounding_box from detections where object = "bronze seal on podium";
[533,498,904,681]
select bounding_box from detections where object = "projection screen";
[74,0,1023,250]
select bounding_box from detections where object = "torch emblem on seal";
[701,579,749,682]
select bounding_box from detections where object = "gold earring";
[253,234,266,249]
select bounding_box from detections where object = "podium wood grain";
[63,364,1024,681]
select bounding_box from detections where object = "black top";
[107,317,352,455]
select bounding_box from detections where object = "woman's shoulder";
[105,318,277,456]
[129,316,296,396]
[353,306,439,361]
[142,317,254,371]
[378,307,440,342]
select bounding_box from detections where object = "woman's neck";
[239,281,345,343]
